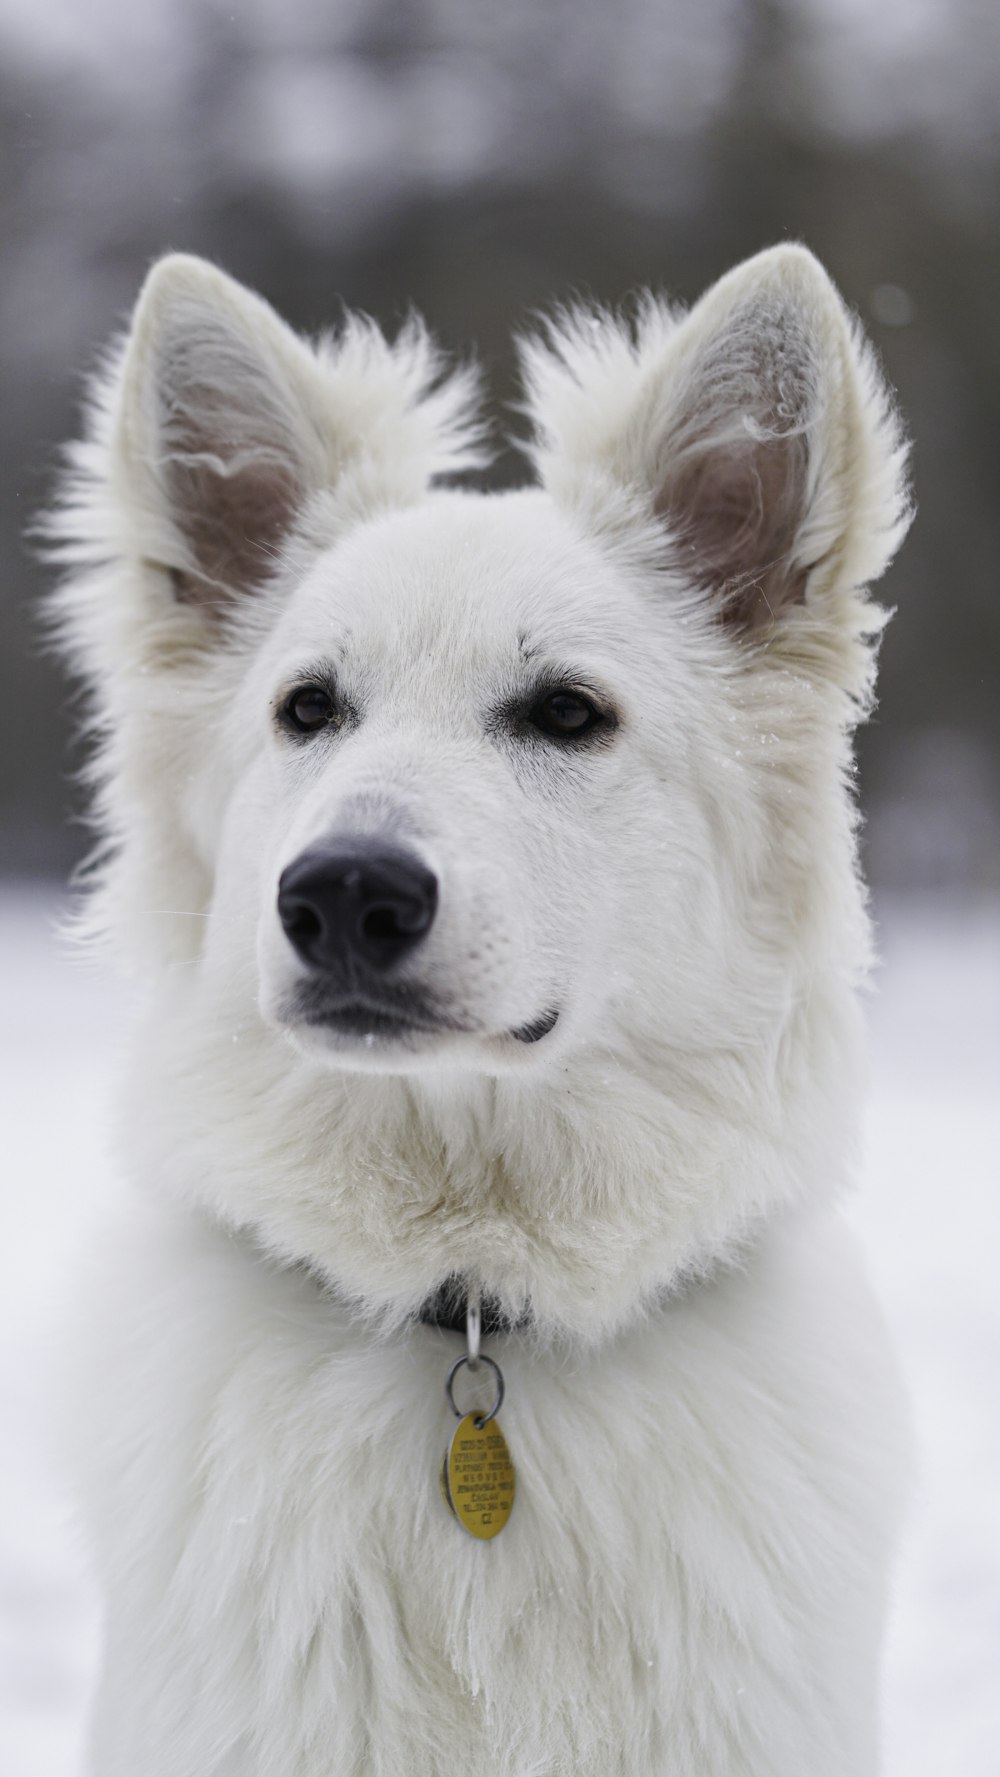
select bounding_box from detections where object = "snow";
[850,902,1000,1776]
[0,886,997,1775]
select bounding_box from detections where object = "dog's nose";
[277,844,438,973]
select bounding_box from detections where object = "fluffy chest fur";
[76,1199,904,1777]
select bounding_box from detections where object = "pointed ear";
[110,254,484,612]
[520,245,910,630]
[113,255,324,604]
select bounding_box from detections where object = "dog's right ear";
[53,254,483,645]
[113,255,334,610]
[44,261,483,955]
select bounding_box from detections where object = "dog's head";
[51,247,910,1336]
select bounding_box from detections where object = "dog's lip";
[510,1007,559,1043]
[301,997,454,1039]
[290,988,560,1046]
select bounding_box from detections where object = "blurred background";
[0,3,997,1775]
[2,0,1000,882]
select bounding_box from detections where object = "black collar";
[417,1275,530,1337]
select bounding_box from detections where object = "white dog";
[50,243,911,1775]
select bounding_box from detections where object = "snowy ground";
[0,886,997,1776]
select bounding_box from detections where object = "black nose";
[277,843,438,974]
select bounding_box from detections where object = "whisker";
[139,909,213,919]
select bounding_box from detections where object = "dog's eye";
[281,684,338,735]
[530,690,603,739]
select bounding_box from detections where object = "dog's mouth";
[289,983,560,1047]
[299,992,454,1042]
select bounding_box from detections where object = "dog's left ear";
[520,244,911,631]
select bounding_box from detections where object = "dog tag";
[443,1414,516,1539]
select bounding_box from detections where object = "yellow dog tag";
[443,1412,516,1539]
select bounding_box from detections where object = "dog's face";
[250,496,637,1067]
[53,248,909,1332]
[229,490,736,1077]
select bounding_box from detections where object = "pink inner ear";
[166,453,302,601]
[657,424,810,631]
[155,344,306,607]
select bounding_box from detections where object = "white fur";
[49,244,912,1774]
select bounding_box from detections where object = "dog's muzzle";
[276,839,559,1047]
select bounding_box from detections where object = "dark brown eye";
[282,684,337,735]
[530,690,603,739]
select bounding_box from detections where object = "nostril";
[279,895,323,947]
[277,884,325,959]
[361,905,405,946]
[360,899,433,947]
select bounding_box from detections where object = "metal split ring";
[445,1353,505,1427]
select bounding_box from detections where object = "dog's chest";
[81,1208,903,1776]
